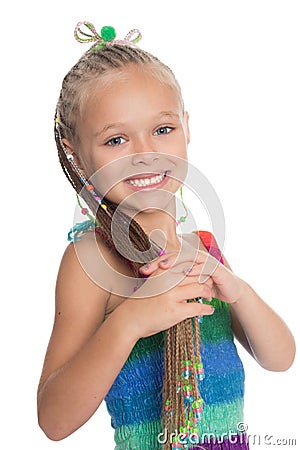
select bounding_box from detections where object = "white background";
[1,1,299,449]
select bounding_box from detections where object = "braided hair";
[55,43,202,447]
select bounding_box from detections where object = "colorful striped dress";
[68,224,248,449]
[104,230,248,450]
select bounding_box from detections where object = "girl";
[37,22,295,450]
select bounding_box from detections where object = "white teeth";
[127,172,166,187]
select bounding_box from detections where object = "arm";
[221,253,296,372]
[37,239,139,441]
[37,238,215,441]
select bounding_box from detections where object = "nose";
[131,136,159,166]
[132,151,160,166]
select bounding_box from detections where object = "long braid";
[55,43,204,448]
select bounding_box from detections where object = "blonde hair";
[57,45,184,143]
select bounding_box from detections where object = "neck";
[133,207,183,253]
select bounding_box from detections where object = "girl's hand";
[117,262,215,339]
[138,249,245,305]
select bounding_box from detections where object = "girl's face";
[66,65,190,215]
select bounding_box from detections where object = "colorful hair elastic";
[74,21,142,51]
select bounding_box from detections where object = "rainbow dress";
[68,224,249,449]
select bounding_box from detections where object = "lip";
[124,171,170,191]
[125,171,167,181]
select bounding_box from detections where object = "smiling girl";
[37,23,295,450]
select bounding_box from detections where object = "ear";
[184,111,190,144]
[62,138,85,171]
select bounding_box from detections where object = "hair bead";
[170,435,184,449]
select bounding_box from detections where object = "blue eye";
[154,126,173,136]
[106,136,126,146]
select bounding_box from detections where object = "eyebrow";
[93,111,180,138]
[157,111,180,119]
[94,122,125,138]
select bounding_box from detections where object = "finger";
[139,249,220,275]
[177,275,213,292]
[182,265,213,284]
[176,281,213,302]
[139,251,183,274]
[181,302,215,320]
[138,252,174,273]
[198,274,213,286]
[183,269,212,284]
[157,252,186,268]
[183,258,222,280]
[197,273,213,285]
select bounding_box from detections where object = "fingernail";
[161,259,169,264]
[139,264,150,272]
[183,267,193,274]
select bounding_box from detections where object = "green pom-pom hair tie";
[74,21,142,51]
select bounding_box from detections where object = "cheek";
[169,135,188,160]
[88,155,126,198]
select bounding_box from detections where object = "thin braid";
[186,319,199,404]
[173,323,180,432]
[177,321,186,431]
[193,316,201,363]
[164,328,173,437]
[178,320,188,428]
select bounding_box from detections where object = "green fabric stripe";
[114,398,244,448]
[201,297,233,343]
[126,298,232,365]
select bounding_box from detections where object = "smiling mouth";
[125,171,169,187]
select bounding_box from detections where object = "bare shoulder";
[38,233,132,393]
[56,235,111,305]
